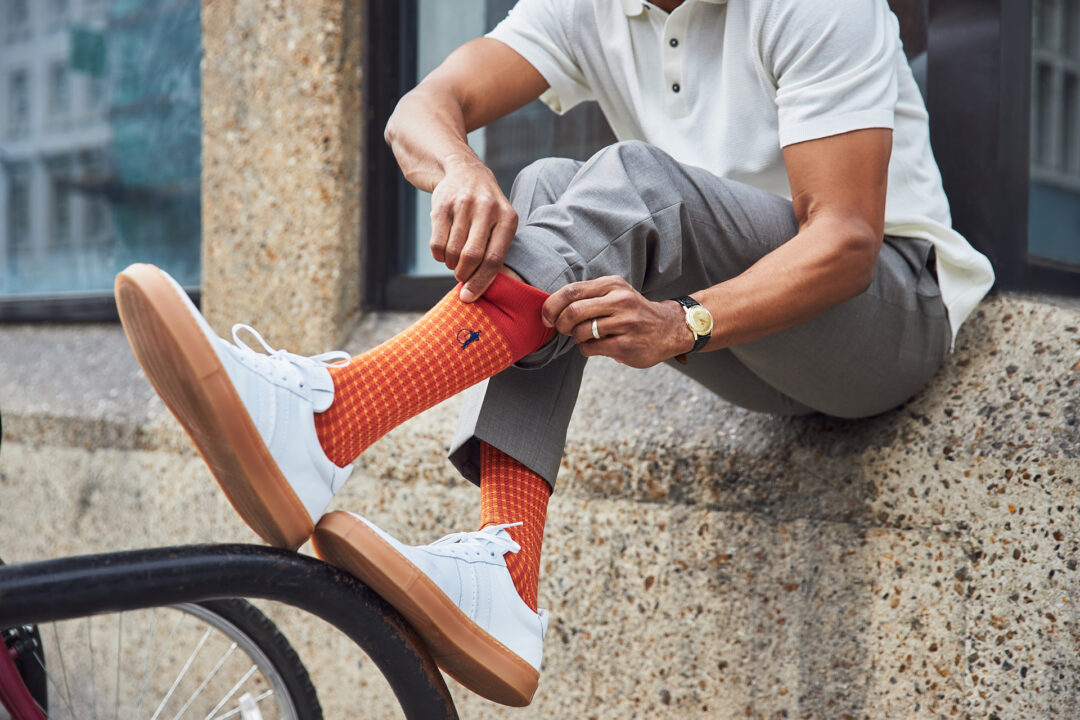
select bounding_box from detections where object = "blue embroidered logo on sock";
[457,329,481,350]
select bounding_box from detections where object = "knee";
[510,157,581,208]
[519,156,580,180]
[584,141,682,209]
[588,140,667,171]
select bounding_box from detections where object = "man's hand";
[384,38,548,302]
[542,276,694,368]
[429,153,518,302]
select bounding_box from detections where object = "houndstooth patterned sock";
[479,442,551,612]
[314,274,551,468]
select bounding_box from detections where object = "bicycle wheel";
[5,599,321,720]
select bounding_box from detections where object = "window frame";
[927,0,1078,295]
[5,0,31,44]
[7,69,30,139]
[364,0,456,311]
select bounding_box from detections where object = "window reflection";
[0,0,201,298]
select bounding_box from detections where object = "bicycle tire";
[193,599,322,720]
[2,598,321,720]
[0,544,459,719]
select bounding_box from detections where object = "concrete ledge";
[1,294,1078,718]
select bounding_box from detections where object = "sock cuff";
[473,274,554,360]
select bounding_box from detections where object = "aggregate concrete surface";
[0,292,1077,719]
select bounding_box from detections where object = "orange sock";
[315,274,551,468]
[480,442,550,612]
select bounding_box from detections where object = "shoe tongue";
[301,364,335,412]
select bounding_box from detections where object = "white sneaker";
[115,263,353,550]
[312,511,549,707]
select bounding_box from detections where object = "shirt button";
[669,38,679,48]
[672,83,681,93]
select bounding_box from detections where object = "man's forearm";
[384,85,481,193]
[691,216,880,352]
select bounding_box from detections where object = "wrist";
[439,149,483,173]
[663,300,696,356]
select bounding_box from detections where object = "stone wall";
[1,297,1077,718]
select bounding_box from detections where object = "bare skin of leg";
[500,266,525,284]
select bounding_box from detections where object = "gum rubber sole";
[114,263,313,550]
[312,511,539,707]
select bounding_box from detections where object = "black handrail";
[0,544,458,720]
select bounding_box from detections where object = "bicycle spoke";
[201,665,258,720]
[87,617,102,720]
[7,602,306,720]
[115,613,123,720]
[130,608,158,720]
[148,628,212,720]
[132,610,187,720]
[209,690,273,720]
[169,642,238,720]
[52,622,75,717]
[31,651,78,719]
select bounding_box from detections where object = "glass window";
[1029,0,1080,266]
[86,194,110,241]
[47,157,72,248]
[5,0,30,42]
[6,163,30,250]
[87,73,108,119]
[7,70,29,137]
[5,162,31,285]
[0,0,202,303]
[406,0,614,277]
[48,62,70,125]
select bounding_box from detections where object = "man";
[115,0,994,707]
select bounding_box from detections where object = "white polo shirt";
[487,0,995,344]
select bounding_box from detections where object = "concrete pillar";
[200,0,365,352]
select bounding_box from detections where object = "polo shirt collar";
[620,0,727,17]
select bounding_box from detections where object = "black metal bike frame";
[0,544,458,720]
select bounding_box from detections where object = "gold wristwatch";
[672,295,713,363]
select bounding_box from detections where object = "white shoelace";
[430,522,523,559]
[229,323,351,388]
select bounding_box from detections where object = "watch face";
[688,306,713,336]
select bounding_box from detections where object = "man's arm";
[542,128,892,367]
[385,38,548,301]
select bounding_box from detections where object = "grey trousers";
[448,141,951,488]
